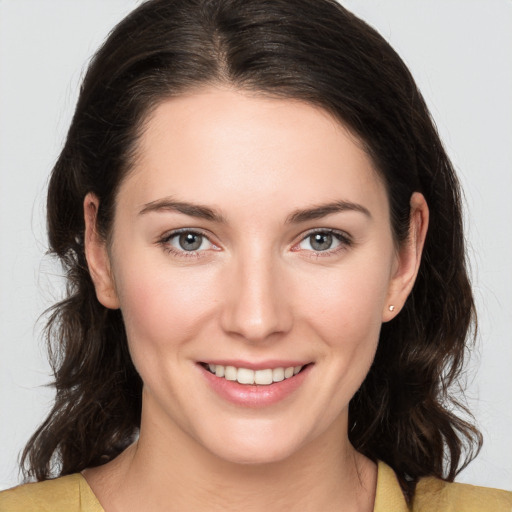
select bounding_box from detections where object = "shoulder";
[412,476,512,512]
[375,461,512,512]
[0,474,103,512]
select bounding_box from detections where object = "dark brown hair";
[22,0,481,492]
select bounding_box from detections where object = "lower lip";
[199,364,312,408]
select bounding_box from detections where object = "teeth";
[237,368,255,385]
[205,364,304,385]
[225,366,237,381]
[272,367,284,382]
[255,369,273,385]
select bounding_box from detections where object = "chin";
[196,419,312,466]
[211,442,299,466]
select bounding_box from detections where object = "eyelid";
[157,227,352,258]
[159,227,212,242]
[158,228,220,257]
[292,228,353,254]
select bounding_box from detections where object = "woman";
[1,0,510,510]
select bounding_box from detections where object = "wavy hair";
[22,0,481,493]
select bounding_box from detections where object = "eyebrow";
[139,198,226,223]
[285,200,372,224]
[139,197,371,224]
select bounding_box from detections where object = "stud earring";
[388,305,395,312]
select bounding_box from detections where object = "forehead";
[119,87,389,222]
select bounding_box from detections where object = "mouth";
[200,363,308,386]
[198,361,312,407]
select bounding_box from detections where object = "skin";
[83,87,428,512]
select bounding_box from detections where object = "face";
[86,87,425,465]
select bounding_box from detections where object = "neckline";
[77,460,408,512]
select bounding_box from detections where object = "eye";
[176,232,206,251]
[305,232,335,251]
[295,229,351,253]
[159,229,217,255]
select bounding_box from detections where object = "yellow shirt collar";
[374,460,409,512]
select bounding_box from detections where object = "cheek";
[113,257,219,358]
[298,260,391,410]
[292,250,394,392]
[298,259,391,337]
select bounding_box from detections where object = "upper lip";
[199,360,311,370]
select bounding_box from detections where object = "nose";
[220,249,293,343]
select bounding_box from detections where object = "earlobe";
[83,193,120,309]
[382,192,429,322]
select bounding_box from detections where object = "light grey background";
[1,0,511,491]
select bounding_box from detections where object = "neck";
[85,400,377,512]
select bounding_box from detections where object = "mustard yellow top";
[1,461,511,511]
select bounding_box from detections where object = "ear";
[83,193,120,309]
[382,192,429,322]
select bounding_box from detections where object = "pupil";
[311,233,332,251]
[179,233,202,251]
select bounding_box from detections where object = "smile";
[199,361,312,407]
[203,363,304,385]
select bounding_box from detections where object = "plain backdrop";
[1,0,511,491]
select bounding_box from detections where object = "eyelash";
[158,228,216,259]
[157,228,353,259]
[292,228,353,258]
